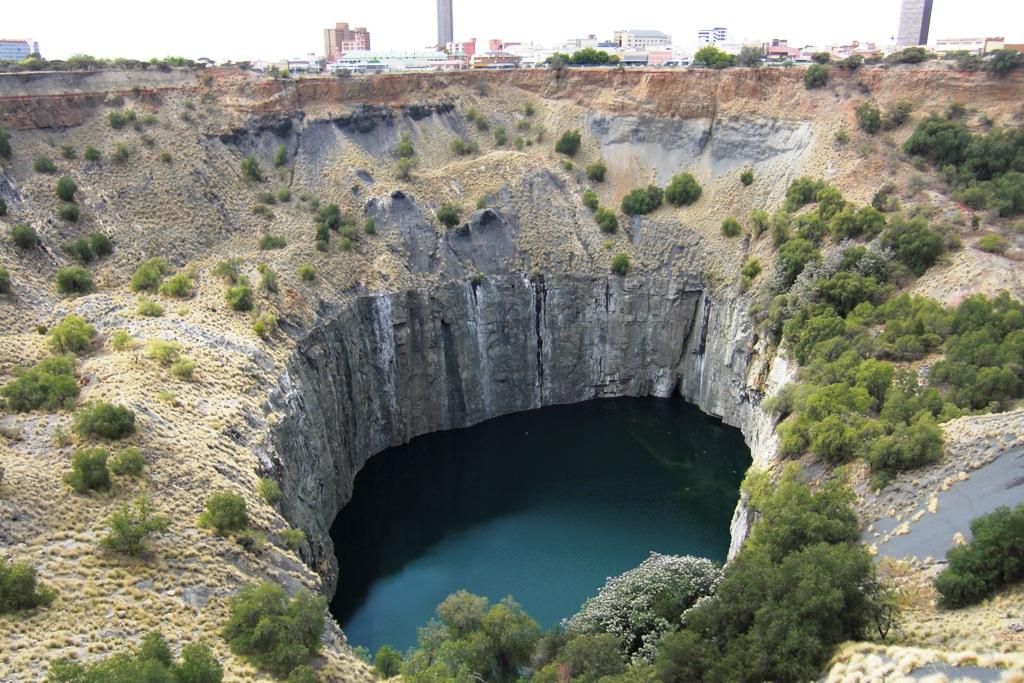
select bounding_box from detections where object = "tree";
[986,49,1024,77]
[48,632,223,682]
[811,52,831,64]
[0,557,55,614]
[777,237,819,287]
[55,176,77,202]
[56,266,95,295]
[555,130,582,156]
[225,284,254,312]
[611,253,631,276]
[804,63,830,89]
[621,186,663,215]
[856,101,882,134]
[934,504,1024,607]
[199,492,248,534]
[374,646,403,678]
[693,46,734,68]
[664,173,702,206]
[586,160,607,182]
[72,401,136,440]
[737,46,763,67]
[101,496,170,556]
[130,257,171,292]
[48,314,96,354]
[64,448,111,492]
[595,207,619,234]
[222,582,328,678]
[881,215,944,276]
[582,189,599,211]
[0,355,79,412]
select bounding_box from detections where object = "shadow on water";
[329,396,750,653]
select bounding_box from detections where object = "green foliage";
[492,126,508,146]
[396,156,416,180]
[159,272,195,299]
[110,330,133,351]
[171,358,196,380]
[586,160,607,182]
[131,257,171,292]
[739,168,754,186]
[0,128,10,160]
[804,63,829,89]
[739,258,761,290]
[199,492,248,535]
[258,234,286,250]
[621,185,663,215]
[611,253,631,276]
[0,196,5,217]
[226,285,254,311]
[693,46,735,68]
[402,591,540,683]
[450,137,480,155]
[934,504,1024,607]
[241,155,263,182]
[783,177,827,212]
[776,237,819,287]
[72,401,136,440]
[258,263,278,293]
[47,632,222,683]
[0,355,79,412]
[436,202,463,228]
[720,217,742,238]
[0,267,9,294]
[815,271,889,315]
[101,496,169,556]
[64,447,111,492]
[147,340,181,366]
[33,154,57,173]
[57,203,80,222]
[108,447,145,476]
[555,130,582,156]
[888,46,930,64]
[55,176,78,202]
[582,188,599,211]
[880,215,944,276]
[83,146,101,161]
[257,477,282,504]
[221,581,326,678]
[49,314,96,354]
[654,466,879,683]
[985,49,1024,77]
[112,143,130,164]
[856,101,882,134]
[136,296,164,317]
[274,144,288,167]
[281,528,306,552]
[107,109,137,129]
[595,207,619,234]
[0,557,55,614]
[56,265,95,295]
[395,133,415,159]
[977,234,1009,254]
[664,173,702,207]
[374,646,403,678]
[749,209,770,237]
[811,52,831,64]
[298,264,316,281]
[90,232,113,257]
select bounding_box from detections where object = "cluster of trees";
[0,557,55,614]
[855,100,914,135]
[934,504,1024,607]
[0,54,205,73]
[47,631,222,682]
[621,173,703,216]
[547,49,620,66]
[904,112,1024,216]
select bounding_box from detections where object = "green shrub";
[136,296,164,317]
[130,257,171,291]
[277,187,291,203]
[298,264,316,281]
[147,340,181,366]
[0,128,10,160]
[493,126,508,146]
[48,315,96,354]
[0,355,79,412]
[881,215,945,276]
[394,133,414,159]
[804,63,830,89]
[586,161,607,182]
[977,234,1009,254]
[112,143,130,163]
[934,504,1024,608]
[107,109,137,129]
[213,258,244,284]
[158,149,172,163]
[621,185,663,215]
[740,168,754,186]
[55,176,77,202]
[364,218,376,235]
[57,203,80,222]
[739,258,762,290]
[0,267,9,294]
[664,173,702,207]
[100,495,169,557]
[252,204,274,220]
[64,447,112,492]
[436,202,462,228]
[0,196,5,216]
[281,528,306,552]
[721,217,742,238]
[693,45,735,68]
[63,238,94,262]
[274,144,288,167]
[257,477,283,504]
[221,581,327,678]
[0,557,55,614]
[749,209,770,237]
[72,401,136,440]
[555,130,582,156]
[450,137,479,155]
[252,313,278,339]
[396,156,416,180]
[856,101,882,134]
[199,492,248,534]
[110,330,134,351]
[55,266,95,295]
[226,285,254,311]
[374,646,403,678]
[171,358,196,380]
[777,237,819,286]
[582,188,599,211]
[89,232,112,258]
[159,272,194,298]
[611,253,631,276]
[33,154,57,174]
[47,632,222,682]
[258,235,286,250]
[84,146,101,161]
[241,155,263,182]
[595,207,618,234]
[109,447,146,476]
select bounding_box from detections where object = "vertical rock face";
[270,272,776,594]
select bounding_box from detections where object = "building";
[0,38,40,61]
[330,49,462,73]
[287,56,323,74]
[437,0,454,50]
[446,38,477,58]
[896,0,933,47]
[471,52,522,69]
[934,37,1005,55]
[323,23,371,61]
[614,30,672,50]
[697,28,728,45]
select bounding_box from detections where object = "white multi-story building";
[614,30,672,51]
[934,37,1005,55]
[329,50,461,73]
[696,28,728,45]
[0,39,40,61]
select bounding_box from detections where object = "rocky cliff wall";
[268,271,777,594]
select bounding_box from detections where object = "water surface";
[329,397,750,652]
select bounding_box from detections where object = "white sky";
[3,0,1022,62]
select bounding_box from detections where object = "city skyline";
[4,0,1022,62]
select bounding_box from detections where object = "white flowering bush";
[566,552,722,663]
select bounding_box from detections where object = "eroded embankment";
[267,272,782,594]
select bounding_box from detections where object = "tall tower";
[896,0,934,47]
[437,0,454,49]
